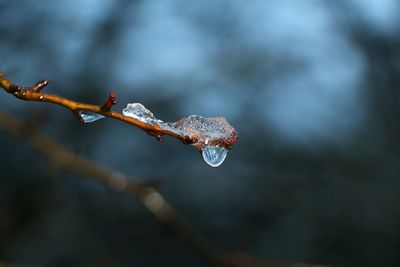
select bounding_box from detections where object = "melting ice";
[173,115,237,148]
[173,115,237,167]
[122,103,237,167]
[79,110,105,123]
[123,103,162,125]
[201,146,228,167]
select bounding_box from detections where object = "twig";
[0,73,326,266]
[0,73,238,151]
[0,110,327,267]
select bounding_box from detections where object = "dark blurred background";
[1,1,400,266]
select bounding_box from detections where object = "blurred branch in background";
[0,109,327,267]
[0,263,35,267]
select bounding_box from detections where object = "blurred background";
[1,0,400,266]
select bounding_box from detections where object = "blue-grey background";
[1,1,400,266]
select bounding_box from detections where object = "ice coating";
[123,103,162,125]
[79,110,105,123]
[122,103,238,167]
[201,146,228,167]
[173,115,238,150]
[159,121,180,134]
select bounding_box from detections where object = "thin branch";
[0,73,326,266]
[0,73,181,139]
[0,73,238,151]
[0,110,326,267]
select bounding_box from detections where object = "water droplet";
[123,103,162,124]
[201,146,228,167]
[79,110,105,123]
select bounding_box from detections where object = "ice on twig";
[173,115,237,167]
[122,103,238,167]
[173,115,237,148]
[123,103,162,125]
[79,110,105,123]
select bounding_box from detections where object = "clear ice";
[123,103,162,125]
[173,115,237,167]
[79,110,105,123]
[122,104,237,167]
[201,146,228,167]
[173,115,237,148]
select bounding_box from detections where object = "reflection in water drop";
[201,146,228,167]
[79,110,105,123]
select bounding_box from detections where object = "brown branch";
[0,73,181,140]
[0,73,326,266]
[0,73,238,151]
[0,110,327,267]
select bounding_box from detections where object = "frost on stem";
[122,103,238,167]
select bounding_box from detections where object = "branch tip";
[0,73,238,154]
[101,91,117,111]
[32,79,49,92]
[147,131,165,142]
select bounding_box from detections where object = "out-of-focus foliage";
[0,1,400,266]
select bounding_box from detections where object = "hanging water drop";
[201,146,228,167]
[79,110,105,123]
